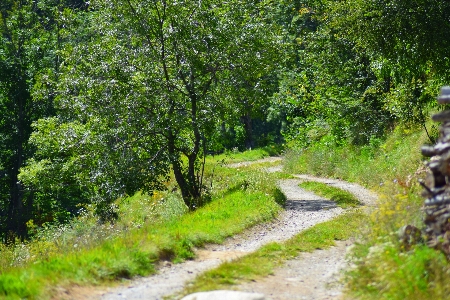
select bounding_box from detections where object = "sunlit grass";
[205,145,282,165]
[283,124,427,188]
[346,243,450,300]
[0,149,283,299]
[0,188,282,299]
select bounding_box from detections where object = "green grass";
[0,149,284,299]
[0,189,282,299]
[346,243,450,300]
[283,124,427,188]
[179,210,366,297]
[299,181,361,208]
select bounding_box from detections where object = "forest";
[1,0,450,245]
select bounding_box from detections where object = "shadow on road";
[285,199,338,212]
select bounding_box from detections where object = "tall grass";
[284,125,427,187]
[284,123,450,300]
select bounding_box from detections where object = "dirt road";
[95,162,376,300]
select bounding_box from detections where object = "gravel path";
[94,161,376,300]
[236,240,350,300]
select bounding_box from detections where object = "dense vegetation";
[1,0,450,297]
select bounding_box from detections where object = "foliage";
[2,0,449,242]
[20,0,281,214]
[335,0,450,79]
[0,0,85,241]
[270,0,449,149]
[333,0,450,133]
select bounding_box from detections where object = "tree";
[333,0,450,125]
[21,0,280,211]
[0,0,80,242]
[269,0,397,147]
[336,0,450,77]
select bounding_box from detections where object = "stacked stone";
[421,86,450,258]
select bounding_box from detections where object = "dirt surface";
[77,159,376,300]
[236,240,351,300]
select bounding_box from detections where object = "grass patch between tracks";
[180,210,365,296]
[299,181,361,208]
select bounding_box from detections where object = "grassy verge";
[283,125,427,188]
[179,210,366,297]
[283,123,450,300]
[0,152,284,299]
[299,181,361,208]
[0,189,282,299]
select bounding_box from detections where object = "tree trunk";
[169,69,204,210]
[241,112,254,150]
[167,130,192,207]
[6,75,29,243]
[167,128,202,210]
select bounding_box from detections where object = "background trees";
[271,0,450,148]
[334,0,450,132]
[0,0,72,242]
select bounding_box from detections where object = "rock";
[421,89,450,259]
[181,290,266,300]
[432,110,450,122]
[397,224,423,251]
[438,86,450,104]
[421,145,436,157]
